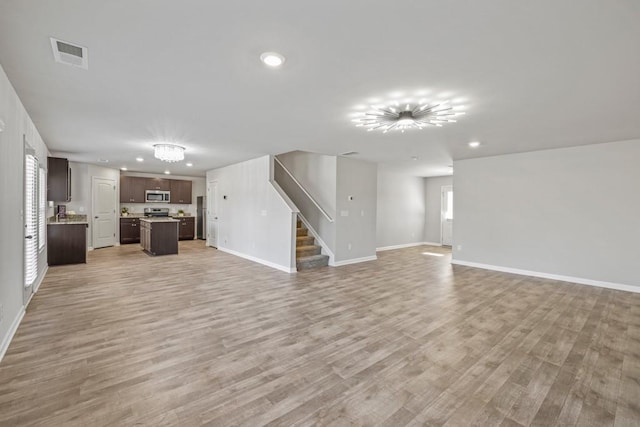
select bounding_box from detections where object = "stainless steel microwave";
[145,190,170,203]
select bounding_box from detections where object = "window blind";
[25,154,38,287]
[39,167,46,250]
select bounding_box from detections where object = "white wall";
[334,156,377,263]
[424,176,453,245]
[453,140,640,288]
[376,168,425,249]
[59,161,120,248]
[277,151,337,216]
[207,156,296,272]
[0,63,49,359]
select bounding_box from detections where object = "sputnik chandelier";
[352,94,467,133]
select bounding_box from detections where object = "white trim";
[423,241,443,247]
[376,242,426,252]
[0,307,25,363]
[33,265,48,294]
[331,255,377,267]
[218,247,296,273]
[451,259,640,294]
[88,247,94,251]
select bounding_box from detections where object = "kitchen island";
[140,218,179,256]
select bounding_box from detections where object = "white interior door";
[207,180,218,248]
[441,185,453,246]
[92,177,116,249]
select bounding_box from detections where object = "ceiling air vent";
[340,151,359,156]
[50,37,88,69]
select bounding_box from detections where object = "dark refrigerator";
[196,196,206,240]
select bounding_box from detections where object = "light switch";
[340,210,349,217]
[260,210,267,216]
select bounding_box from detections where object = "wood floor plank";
[0,241,639,426]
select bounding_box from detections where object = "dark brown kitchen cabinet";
[170,179,192,204]
[140,220,179,256]
[47,223,87,265]
[120,176,148,203]
[120,217,141,244]
[148,178,170,191]
[48,157,71,202]
[176,216,195,240]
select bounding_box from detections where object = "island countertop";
[139,218,180,223]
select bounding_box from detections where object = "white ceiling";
[1,1,639,177]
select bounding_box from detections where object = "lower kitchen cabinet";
[176,216,195,240]
[120,217,140,244]
[140,219,179,256]
[47,223,87,265]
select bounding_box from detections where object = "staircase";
[296,218,329,270]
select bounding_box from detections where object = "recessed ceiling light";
[121,167,127,171]
[98,158,109,163]
[136,157,144,162]
[164,170,171,175]
[468,141,481,148]
[186,163,193,167]
[260,52,285,67]
[411,156,418,160]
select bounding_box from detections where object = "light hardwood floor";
[1,241,639,426]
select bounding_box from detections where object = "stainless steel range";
[144,207,170,217]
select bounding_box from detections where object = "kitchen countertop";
[139,218,180,223]
[48,215,89,225]
[121,214,192,218]
[48,220,89,225]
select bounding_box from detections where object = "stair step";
[296,227,308,237]
[296,235,314,246]
[296,219,302,228]
[296,245,321,257]
[297,254,329,270]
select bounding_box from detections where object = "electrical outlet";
[348,243,352,250]
[457,245,462,251]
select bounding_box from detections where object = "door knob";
[25,235,33,239]
[94,216,99,219]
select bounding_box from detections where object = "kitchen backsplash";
[120,203,195,216]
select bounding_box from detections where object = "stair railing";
[274,157,334,223]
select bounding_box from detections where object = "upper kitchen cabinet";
[148,178,170,191]
[48,157,71,202]
[120,176,148,203]
[170,179,192,204]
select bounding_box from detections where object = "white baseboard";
[376,241,443,252]
[376,242,427,252]
[0,307,25,363]
[218,247,296,273]
[33,265,48,294]
[451,259,640,294]
[331,255,378,267]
